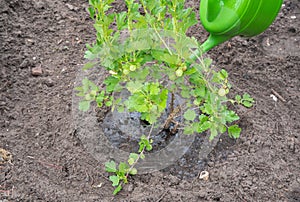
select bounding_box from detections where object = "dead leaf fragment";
[0,148,12,164]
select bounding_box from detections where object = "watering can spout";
[200,34,232,53]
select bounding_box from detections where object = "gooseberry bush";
[76,0,254,195]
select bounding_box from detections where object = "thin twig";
[271,89,286,102]
[37,160,63,170]
[153,26,173,55]
[156,190,169,202]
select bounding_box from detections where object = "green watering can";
[199,0,283,53]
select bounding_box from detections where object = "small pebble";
[44,78,54,87]
[127,184,134,192]
[31,65,43,76]
[66,3,79,11]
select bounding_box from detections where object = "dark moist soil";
[1,0,299,201]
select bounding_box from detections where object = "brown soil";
[1,0,299,201]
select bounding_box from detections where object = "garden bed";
[1,0,299,201]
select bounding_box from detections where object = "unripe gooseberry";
[123,69,130,75]
[181,65,187,71]
[129,65,136,71]
[218,88,226,97]
[176,69,183,77]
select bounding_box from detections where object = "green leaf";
[199,114,209,123]
[109,175,120,187]
[118,162,129,173]
[209,126,218,140]
[235,95,242,102]
[88,7,95,19]
[148,82,160,95]
[203,58,212,68]
[242,93,254,107]
[193,86,206,98]
[242,101,253,108]
[113,184,122,195]
[116,12,127,30]
[145,143,152,151]
[228,125,241,139]
[104,76,119,92]
[200,103,213,115]
[128,158,135,166]
[129,153,139,161]
[220,69,228,80]
[128,153,138,165]
[197,120,211,133]
[83,61,97,70]
[224,110,240,123]
[180,87,190,98]
[151,50,179,65]
[184,109,196,121]
[127,81,144,93]
[130,67,149,80]
[79,100,90,111]
[82,78,90,93]
[95,91,105,104]
[129,168,137,175]
[74,86,83,92]
[183,126,194,135]
[105,161,117,173]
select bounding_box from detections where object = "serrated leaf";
[145,144,152,151]
[242,100,253,108]
[129,153,139,161]
[116,12,127,30]
[183,126,194,134]
[82,78,90,93]
[151,50,180,65]
[198,120,211,133]
[200,103,213,115]
[129,67,149,80]
[74,86,83,92]
[209,127,218,140]
[127,81,143,93]
[220,69,228,79]
[113,184,122,195]
[118,162,129,173]
[129,168,137,175]
[79,100,90,111]
[243,93,253,100]
[76,92,85,97]
[199,114,209,123]
[104,76,119,92]
[193,86,206,98]
[109,175,120,187]
[228,125,241,139]
[148,83,160,95]
[83,61,97,70]
[105,161,117,172]
[235,95,242,102]
[128,158,135,166]
[184,109,196,121]
[105,100,113,107]
[88,7,95,19]
[224,110,240,123]
[180,88,190,98]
